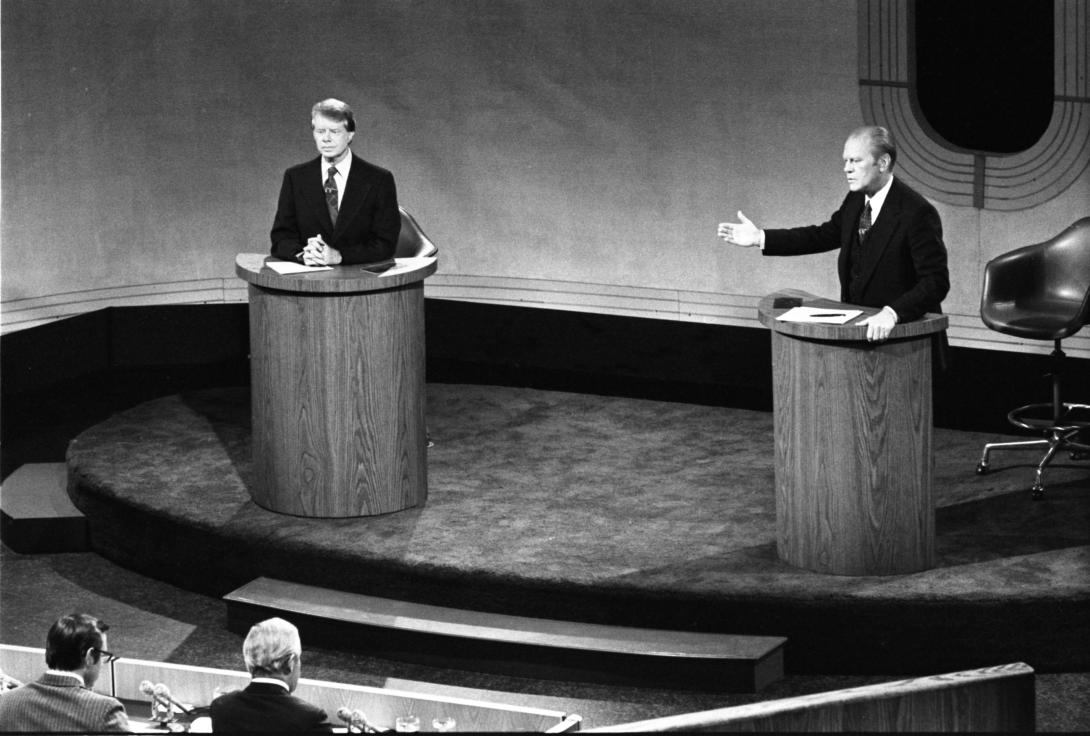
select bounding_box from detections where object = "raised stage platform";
[64,384,1089,676]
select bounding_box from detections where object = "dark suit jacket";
[271,153,400,265]
[210,681,333,733]
[0,672,130,732]
[762,177,950,322]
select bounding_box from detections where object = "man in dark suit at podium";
[717,126,950,343]
[210,617,333,733]
[271,98,401,267]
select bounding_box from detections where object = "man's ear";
[84,647,98,667]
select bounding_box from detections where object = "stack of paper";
[776,307,863,324]
[264,261,332,275]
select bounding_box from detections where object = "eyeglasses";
[93,649,120,664]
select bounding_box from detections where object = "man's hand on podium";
[859,306,897,342]
[303,236,343,266]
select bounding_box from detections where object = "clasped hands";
[302,236,343,266]
[716,211,896,342]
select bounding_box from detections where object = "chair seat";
[982,297,1087,340]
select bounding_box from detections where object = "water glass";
[395,714,420,732]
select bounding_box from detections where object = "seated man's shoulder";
[0,680,128,732]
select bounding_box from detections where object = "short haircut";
[242,618,301,676]
[311,98,356,132]
[850,125,898,169]
[45,614,108,671]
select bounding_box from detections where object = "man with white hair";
[210,617,332,733]
[718,125,949,344]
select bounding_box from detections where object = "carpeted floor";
[62,384,1090,676]
[4,382,1090,729]
[6,544,1088,730]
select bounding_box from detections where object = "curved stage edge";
[66,386,1090,675]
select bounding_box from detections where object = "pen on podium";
[810,312,846,318]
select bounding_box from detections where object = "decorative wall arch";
[858,0,1089,210]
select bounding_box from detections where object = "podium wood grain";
[758,290,947,576]
[237,254,435,517]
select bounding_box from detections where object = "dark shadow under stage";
[66,384,1089,676]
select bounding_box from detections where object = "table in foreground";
[235,254,437,517]
[758,290,948,576]
[1,644,579,732]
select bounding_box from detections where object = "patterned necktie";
[858,201,872,243]
[324,165,339,226]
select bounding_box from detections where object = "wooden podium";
[235,254,437,517]
[758,290,947,576]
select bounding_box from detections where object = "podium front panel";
[248,280,427,517]
[771,330,934,575]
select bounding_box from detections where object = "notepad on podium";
[776,306,862,324]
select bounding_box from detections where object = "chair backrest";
[1041,217,1090,309]
[981,217,1090,339]
[395,207,438,258]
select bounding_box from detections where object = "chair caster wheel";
[1031,484,1045,500]
[976,462,988,475]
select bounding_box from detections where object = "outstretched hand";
[717,211,762,246]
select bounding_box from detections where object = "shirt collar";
[250,677,290,691]
[324,151,352,179]
[45,670,85,686]
[865,174,894,220]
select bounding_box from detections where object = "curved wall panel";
[3,0,1088,359]
[858,0,1090,211]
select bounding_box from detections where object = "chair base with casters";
[975,340,1090,499]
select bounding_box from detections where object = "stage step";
[225,577,786,692]
[0,463,88,553]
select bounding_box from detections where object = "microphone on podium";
[139,680,194,716]
[336,706,384,732]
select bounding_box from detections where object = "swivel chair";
[395,206,439,258]
[976,217,1090,498]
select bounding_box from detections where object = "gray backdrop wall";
[3,0,1087,356]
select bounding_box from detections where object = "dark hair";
[45,614,108,671]
[311,98,356,133]
[852,125,898,169]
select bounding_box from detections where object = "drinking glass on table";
[395,714,420,732]
[432,715,456,731]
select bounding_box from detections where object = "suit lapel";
[303,157,336,234]
[842,194,865,250]
[334,154,376,238]
[853,179,903,292]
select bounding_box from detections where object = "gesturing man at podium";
[271,98,401,267]
[717,126,949,343]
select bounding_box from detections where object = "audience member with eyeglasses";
[0,613,130,732]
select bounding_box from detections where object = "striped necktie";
[858,201,872,243]
[324,166,338,225]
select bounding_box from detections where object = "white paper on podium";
[265,261,333,275]
[378,256,437,277]
[776,306,863,324]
